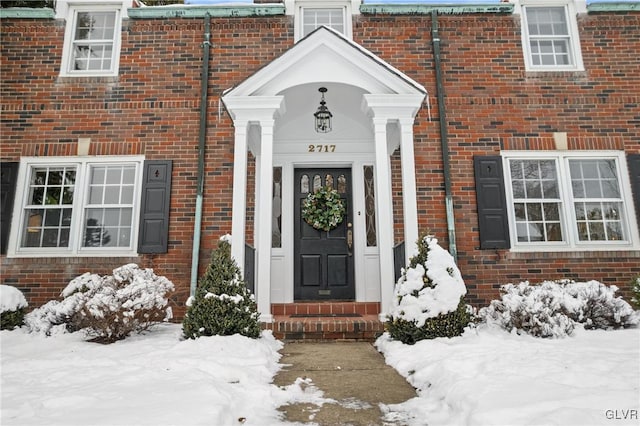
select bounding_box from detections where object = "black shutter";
[138,160,172,254]
[474,156,510,249]
[628,153,640,230]
[1,162,19,255]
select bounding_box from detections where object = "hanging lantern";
[314,87,332,133]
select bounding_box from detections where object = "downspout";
[190,14,211,297]
[431,10,458,261]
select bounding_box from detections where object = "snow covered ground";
[0,325,299,426]
[377,325,640,426]
[2,322,638,426]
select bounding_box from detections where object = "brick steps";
[263,302,385,342]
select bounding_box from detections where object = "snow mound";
[0,285,28,313]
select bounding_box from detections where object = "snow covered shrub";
[386,235,471,344]
[563,281,638,329]
[480,280,638,338]
[479,281,575,338]
[631,275,640,310]
[25,264,174,342]
[182,236,260,339]
[0,285,28,330]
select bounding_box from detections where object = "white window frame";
[520,0,584,72]
[502,151,639,252]
[293,1,353,42]
[7,156,144,258]
[59,3,123,77]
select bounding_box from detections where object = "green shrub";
[140,0,184,5]
[1,308,26,330]
[1,285,28,330]
[386,235,471,344]
[182,237,260,339]
[1,1,54,8]
[631,275,640,310]
[387,297,470,344]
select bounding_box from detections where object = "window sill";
[505,249,640,260]
[6,250,140,259]
[524,69,587,79]
[57,76,120,84]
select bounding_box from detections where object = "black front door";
[294,168,355,300]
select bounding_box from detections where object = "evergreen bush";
[1,1,54,8]
[182,236,261,339]
[386,235,471,344]
[0,285,28,330]
[631,275,640,310]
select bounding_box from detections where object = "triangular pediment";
[224,26,427,97]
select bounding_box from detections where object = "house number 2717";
[308,144,336,153]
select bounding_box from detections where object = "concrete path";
[274,342,417,425]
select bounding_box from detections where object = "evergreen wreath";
[302,186,346,232]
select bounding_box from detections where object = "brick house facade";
[1,0,639,321]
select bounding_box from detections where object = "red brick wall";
[1,15,292,317]
[2,10,638,315]
[356,11,640,303]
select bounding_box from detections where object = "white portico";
[222,27,426,322]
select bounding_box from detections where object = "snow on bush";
[480,280,639,338]
[386,235,471,344]
[182,237,260,339]
[25,264,174,342]
[0,285,28,330]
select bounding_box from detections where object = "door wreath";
[302,186,346,232]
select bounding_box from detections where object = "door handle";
[347,222,353,252]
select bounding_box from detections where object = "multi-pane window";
[510,159,563,243]
[521,3,583,70]
[21,167,76,248]
[302,8,345,37]
[84,164,136,248]
[505,154,635,249]
[61,6,121,76]
[71,11,117,72]
[570,159,624,242]
[11,158,142,256]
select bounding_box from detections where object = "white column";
[372,117,396,320]
[255,121,274,322]
[399,117,419,263]
[231,121,249,269]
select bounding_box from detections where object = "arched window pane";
[325,174,334,189]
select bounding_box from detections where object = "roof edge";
[0,7,55,19]
[127,4,285,19]
[587,2,640,12]
[360,3,514,15]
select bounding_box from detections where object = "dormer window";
[60,4,122,77]
[302,8,345,37]
[520,1,584,71]
[293,1,353,42]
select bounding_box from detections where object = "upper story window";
[503,152,638,251]
[8,156,143,257]
[302,8,345,37]
[293,1,353,42]
[60,5,122,77]
[520,1,584,71]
